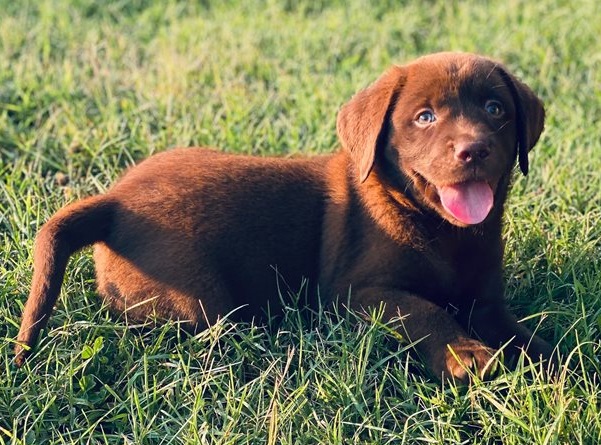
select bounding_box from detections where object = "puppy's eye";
[485,100,504,116]
[415,110,436,125]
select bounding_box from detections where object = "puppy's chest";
[423,234,502,304]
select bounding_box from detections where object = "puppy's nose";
[454,141,490,163]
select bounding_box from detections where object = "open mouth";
[436,181,494,225]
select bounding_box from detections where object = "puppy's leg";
[468,303,556,367]
[96,274,235,334]
[99,283,217,333]
[94,242,237,333]
[352,288,496,383]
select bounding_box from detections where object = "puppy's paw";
[515,336,561,378]
[525,337,558,367]
[444,338,498,383]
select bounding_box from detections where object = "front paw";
[519,335,559,372]
[443,338,498,383]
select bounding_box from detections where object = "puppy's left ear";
[337,66,406,183]
[498,68,545,175]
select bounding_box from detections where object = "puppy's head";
[337,52,545,227]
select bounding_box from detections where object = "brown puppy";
[15,52,555,381]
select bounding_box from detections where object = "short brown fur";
[15,52,555,381]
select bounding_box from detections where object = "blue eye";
[416,109,436,124]
[485,100,504,116]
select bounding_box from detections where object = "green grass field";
[1,0,601,443]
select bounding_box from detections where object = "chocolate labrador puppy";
[15,52,555,381]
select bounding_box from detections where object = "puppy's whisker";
[491,121,511,135]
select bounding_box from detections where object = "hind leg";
[94,244,235,332]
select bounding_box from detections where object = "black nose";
[454,141,490,163]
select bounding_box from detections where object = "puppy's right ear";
[498,68,545,176]
[337,66,406,183]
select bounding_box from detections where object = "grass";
[1,0,601,443]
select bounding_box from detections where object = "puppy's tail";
[14,195,114,366]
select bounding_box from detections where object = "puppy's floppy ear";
[498,67,545,176]
[337,66,406,183]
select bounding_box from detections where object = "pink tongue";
[438,181,494,225]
